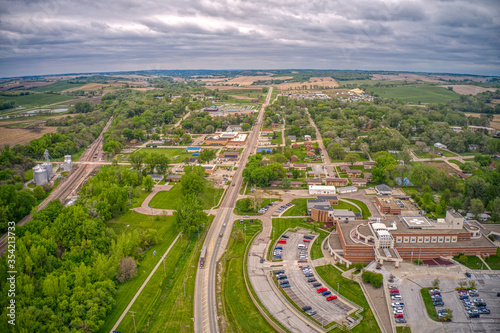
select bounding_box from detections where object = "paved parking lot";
[395,275,500,333]
[279,230,355,325]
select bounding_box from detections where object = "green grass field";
[396,326,412,333]
[412,150,439,159]
[485,255,500,270]
[449,159,464,168]
[315,265,381,333]
[219,220,277,332]
[33,80,87,92]
[310,229,330,260]
[343,198,371,219]
[282,198,314,216]
[453,255,488,270]
[149,183,224,210]
[420,288,439,321]
[112,215,213,333]
[99,212,180,333]
[137,148,194,162]
[367,86,460,104]
[0,93,76,108]
[271,131,283,145]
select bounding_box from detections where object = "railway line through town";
[0,117,113,255]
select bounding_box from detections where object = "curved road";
[194,88,273,333]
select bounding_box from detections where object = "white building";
[434,142,447,149]
[308,185,336,195]
[337,186,358,194]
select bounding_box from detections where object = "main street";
[194,87,273,333]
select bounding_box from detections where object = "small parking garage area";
[273,230,357,326]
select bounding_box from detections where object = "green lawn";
[137,148,194,162]
[420,288,439,321]
[440,149,457,157]
[282,198,314,216]
[449,159,464,168]
[453,255,488,270]
[0,93,76,108]
[367,86,460,104]
[113,215,213,333]
[412,150,439,159]
[310,229,330,260]
[220,220,277,332]
[149,183,224,210]
[33,80,87,92]
[335,200,361,213]
[315,265,381,333]
[99,212,180,333]
[271,131,283,145]
[396,326,412,333]
[234,197,278,215]
[485,255,500,270]
[403,187,420,196]
[344,198,371,219]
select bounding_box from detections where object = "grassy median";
[219,220,278,332]
[315,265,381,333]
[420,288,439,321]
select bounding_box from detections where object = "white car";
[391,295,402,300]
[391,302,405,307]
[393,309,404,314]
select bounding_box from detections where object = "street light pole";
[184,276,192,297]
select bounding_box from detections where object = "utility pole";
[129,311,137,333]
[163,258,166,277]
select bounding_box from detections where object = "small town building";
[308,185,336,195]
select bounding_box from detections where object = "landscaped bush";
[361,270,383,288]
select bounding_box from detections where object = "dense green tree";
[173,194,208,234]
[143,175,154,192]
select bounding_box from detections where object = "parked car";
[391,295,402,300]
[304,235,314,240]
[317,288,327,293]
[305,273,313,277]
[307,310,317,316]
[277,239,286,244]
[303,239,311,243]
[322,291,332,296]
[279,280,289,285]
[391,302,405,307]
[393,309,403,314]
[281,284,290,288]
[433,301,444,306]
[302,306,312,312]
[390,289,399,294]
[478,308,490,314]
[312,283,322,287]
[277,275,287,280]
[395,318,407,323]
[326,295,337,301]
[307,278,317,283]
[394,314,404,318]
[465,272,471,278]
[281,235,289,239]
[469,313,480,318]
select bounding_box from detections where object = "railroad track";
[0,117,113,255]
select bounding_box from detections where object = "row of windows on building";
[395,235,458,244]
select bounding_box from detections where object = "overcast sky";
[1,0,499,77]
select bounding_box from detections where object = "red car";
[390,289,399,293]
[277,239,287,244]
[317,287,327,293]
[303,239,311,243]
[394,314,404,319]
[326,295,337,301]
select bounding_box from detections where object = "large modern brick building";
[327,211,497,268]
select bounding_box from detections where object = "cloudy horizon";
[1,0,499,78]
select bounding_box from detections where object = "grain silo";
[61,155,72,171]
[33,164,48,186]
[42,161,53,180]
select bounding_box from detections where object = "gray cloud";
[0,0,499,77]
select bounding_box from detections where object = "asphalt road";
[194,87,273,333]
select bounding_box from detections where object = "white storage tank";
[33,164,48,186]
[42,161,53,180]
[61,155,72,172]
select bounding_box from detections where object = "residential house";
[325,178,349,186]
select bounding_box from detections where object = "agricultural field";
[440,85,498,95]
[423,161,457,174]
[277,76,339,91]
[465,113,500,131]
[63,82,127,92]
[33,80,87,92]
[370,73,442,82]
[0,123,58,146]
[366,85,460,104]
[0,93,76,108]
